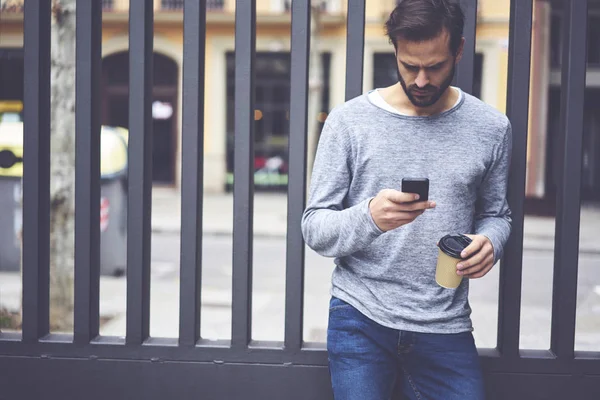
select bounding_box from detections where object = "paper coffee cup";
[436,234,472,289]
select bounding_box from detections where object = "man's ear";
[455,37,466,64]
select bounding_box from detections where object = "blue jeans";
[327,297,485,400]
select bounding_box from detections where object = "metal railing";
[161,0,225,10]
[0,1,598,399]
[285,0,328,12]
[0,0,23,12]
[0,0,113,12]
[101,0,114,11]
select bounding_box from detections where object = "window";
[225,51,331,191]
[588,16,600,65]
[0,49,24,103]
[373,53,399,90]
[550,14,562,67]
[550,12,600,67]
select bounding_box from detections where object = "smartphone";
[402,178,429,202]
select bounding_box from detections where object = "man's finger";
[458,263,484,277]
[386,198,436,212]
[386,190,421,204]
[464,261,494,279]
[460,236,483,259]
[461,254,494,277]
[401,200,436,212]
[456,250,486,271]
[460,260,490,277]
[465,270,486,279]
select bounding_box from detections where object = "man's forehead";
[395,34,452,65]
[395,30,452,56]
[397,52,450,67]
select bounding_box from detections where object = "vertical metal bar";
[179,0,206,346]
[74,0,102,344]
[344,0,365,101]
[284,0,310,353]
[454,0,477,94]
[551,0,587,360]
[497,0,533,357]
[22,0,51,343]
[127,0,154,345]
[231,0,256,350]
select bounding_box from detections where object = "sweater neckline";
[363,87,466,121]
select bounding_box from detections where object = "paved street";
[2,231,599,351]
[1,191,599,351]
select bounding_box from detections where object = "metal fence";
[0,0,598,399]
[161,0,225,10]
[0,0,23,12]
[101,0,113,11]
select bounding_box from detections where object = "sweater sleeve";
[474,122,513,264]
[301,118,384,258]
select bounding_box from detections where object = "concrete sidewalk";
[152,189,288,238]
[152,188,600,253]
[1,189,598,347]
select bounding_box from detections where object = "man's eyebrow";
[428,61,446,68]
[400,60,447,68]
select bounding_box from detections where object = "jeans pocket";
[329,296,353,312]
[418,331,477,355]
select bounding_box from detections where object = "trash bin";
[0,122,23,272]
[0,122,129,276]
[99,126,128,276]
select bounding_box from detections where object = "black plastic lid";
[438,234,472,259]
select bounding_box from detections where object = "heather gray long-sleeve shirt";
[301,90,512,333]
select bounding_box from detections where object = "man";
[301,0,512,399]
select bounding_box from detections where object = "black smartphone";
[402,178,429,202]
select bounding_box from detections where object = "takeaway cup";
[436,234,473,289]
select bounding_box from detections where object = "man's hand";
[369,189,436,232]
[456,235,495,279]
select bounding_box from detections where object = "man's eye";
[406,65,418,72]
[429,64,443,71]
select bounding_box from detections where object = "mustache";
[409,85,437,92]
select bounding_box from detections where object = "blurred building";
[0,0,598,212]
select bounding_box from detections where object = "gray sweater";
[301,90,512,333]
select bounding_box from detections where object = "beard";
[397,62,456,108]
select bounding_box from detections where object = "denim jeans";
[327,296,485,400]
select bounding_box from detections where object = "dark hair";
[385,0,465,55]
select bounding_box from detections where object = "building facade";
[1,0,598,210]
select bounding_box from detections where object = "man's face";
[395,31,463,108]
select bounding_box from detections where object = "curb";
[522,244,600,256]
[151,225,288,239]
[152,226,600,255]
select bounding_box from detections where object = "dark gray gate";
[0,1,598,399]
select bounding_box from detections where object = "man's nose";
[415,70,429,88]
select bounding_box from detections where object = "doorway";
[101,52,178,185]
